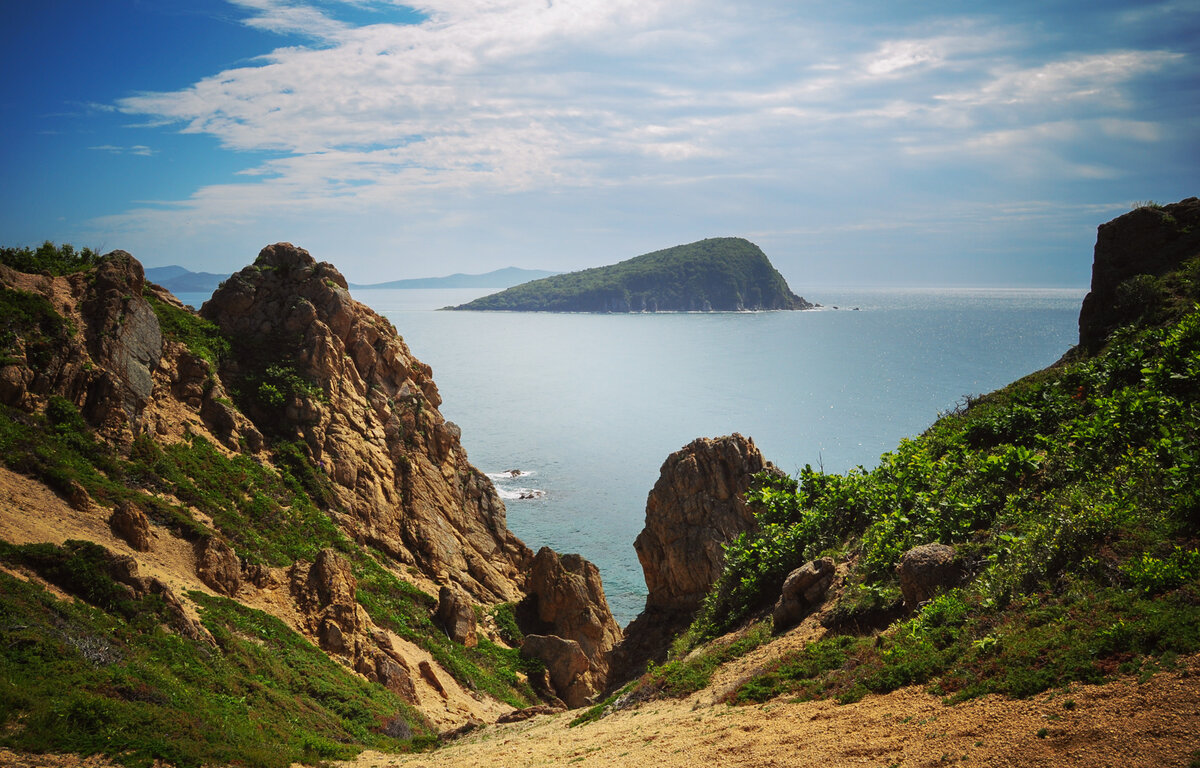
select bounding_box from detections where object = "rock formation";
[517,547,622,705]
[0,242,621,722]
[772,557,836,631]
[610,434,774,685]
[201,243,533,603]
[1078,197,1200,351]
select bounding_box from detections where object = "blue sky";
[2,0,1197,288]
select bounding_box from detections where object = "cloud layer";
[94,0,1198,282]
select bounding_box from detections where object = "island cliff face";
[451,237,812,312]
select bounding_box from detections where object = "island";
[447,237,813,312]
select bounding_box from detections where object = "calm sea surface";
[183,287,1087,626]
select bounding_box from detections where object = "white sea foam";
[494,486,546,501]
[486,469,538,482]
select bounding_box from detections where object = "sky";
[1,0,1198,289]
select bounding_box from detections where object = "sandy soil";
[349,655,1200,768]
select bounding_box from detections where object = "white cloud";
[936,50,1184,107]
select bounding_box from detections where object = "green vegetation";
[638,253,1200,710]
[0,541,432,768]
[452,237,808,312]
[640,622,772,698]
[143,292,230,367]
[355,555,541,709]
[0,241,102,275]
[0,285,73,367]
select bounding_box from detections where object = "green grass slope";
[450,237,810,312]
[616,200,1200,710]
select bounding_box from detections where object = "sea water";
[178,287,1084,625]
[335,286,1085,627]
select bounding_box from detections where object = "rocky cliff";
[0,243,620,737]
[1078,197,1200,350]
[201,243,531,602]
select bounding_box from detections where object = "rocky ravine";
[0,243,621,723]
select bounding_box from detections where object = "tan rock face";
[611,434,774,688]
[109,500,152,552]
[201,243,532,603]
[635,433,772,612]
[518,547,623,704]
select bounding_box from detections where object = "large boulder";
[109,500,152,552]
[194,536,242,597]
[772,557,836,631]
[897,543,963,609]
[520,634,594,708]
[435,584,478,647]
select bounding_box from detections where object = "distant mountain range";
[145,265,559,296]
[348,266,559,290]
[449,237,812,312]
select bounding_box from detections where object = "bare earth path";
[348,656,1200,768]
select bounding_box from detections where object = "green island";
[448,237,812,312]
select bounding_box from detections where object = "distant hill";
[144,265,230,295]
[448,238,812,312]
[349,266,559,290]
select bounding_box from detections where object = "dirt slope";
[347,655,1200,768]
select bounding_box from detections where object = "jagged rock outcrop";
[517,547,622,705]
[610,434,774,686]
[0,252,161,443]
[435,584,478,647]
[0,251,260,451]
[897,543,963,609]
[194,536,242,597]
[772,557,836,631]
[1079,197,1200,351]
[201,243,533,604]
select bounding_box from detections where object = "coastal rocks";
[635,434,773,612]
[520,634,593,708]
[772,557,836,631]
[612,434,775,685]
[897,543,963,609]
[518,547,622,704]
[109,500,152,552]
[1079,197,1200,351]
[194,536,241,597]
[201,243,534,604]
[435,584,478,647]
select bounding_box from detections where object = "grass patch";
[0,542,433,767]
